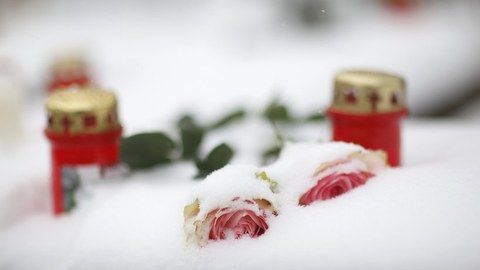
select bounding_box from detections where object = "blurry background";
[1,0,480,138]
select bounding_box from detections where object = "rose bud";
[184,166,278,246]
[299,150,387,205]
[264,142,387,206]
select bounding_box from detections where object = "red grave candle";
[47,55,91,93]
[45,88,122,215]
[327,70,407,167]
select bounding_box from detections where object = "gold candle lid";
[46,87,120,135]
[331,70,406,114]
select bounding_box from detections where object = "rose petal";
[207,201,270,241]
[300,171,374,206]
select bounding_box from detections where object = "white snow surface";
[1,118,480,270]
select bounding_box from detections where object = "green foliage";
[263,99,292,122]
[210,108,246,130]
[263,97,326,123]
[119,99,325,180]
[177,115,205,160]
[120,109,240,178]
[261,144,283,165]
[195,143,234,179]
[255,171,278,192]
[305,111,325,122]
[120,132,176,169]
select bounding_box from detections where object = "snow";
[1,118,480,269]
[189,165,276,221]
[264,142,382,207]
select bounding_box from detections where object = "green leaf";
[206,143,234,169]
[120,132,176,169]
[304,111,325,122]
[255,171,279,192]
[177,115,205,160]
[261,144,283,165]
[263,99,291,122]
[195,143,234,179]
[210,108,246,130]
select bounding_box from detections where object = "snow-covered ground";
[1,113,480,269]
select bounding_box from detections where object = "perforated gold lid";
[45,88,120,134]
[331,70,406,114]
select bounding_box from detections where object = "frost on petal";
[299,171,374,206]
[299,146,387,206]
[186,199,275,246]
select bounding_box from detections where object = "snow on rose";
[264,142,388,206]
[184,143,388,246]
[184,165,278,246]
[299,151,387,205]
[184,197,276,245]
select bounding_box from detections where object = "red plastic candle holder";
[328,70,407,167]
[47,55,91,93]
[45,88,122,215]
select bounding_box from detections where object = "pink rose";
[184,198,276,245]
[208,199,272,240]
[299,171,374,205]
[299,151,386,206]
